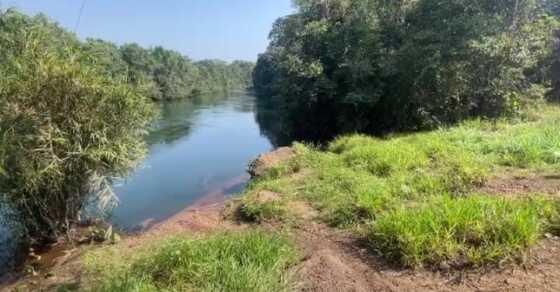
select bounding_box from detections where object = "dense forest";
[254,0,560,142]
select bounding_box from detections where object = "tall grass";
[369,196,546,267]
[86,231,297,292]
[239,105,560,267]
[0,10,155,240]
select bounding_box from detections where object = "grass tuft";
[369,196,547,268]
[86,231,297,292]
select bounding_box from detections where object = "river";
[110,92,274,229]
[0,91,279,275]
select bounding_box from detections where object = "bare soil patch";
[293,220,560,292]
[480,171,560,198]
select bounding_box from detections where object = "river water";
[0,92,278,274]
[110,92,274,229]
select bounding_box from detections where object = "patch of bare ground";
[0,243,88,292]
[292,218,560,292]
[480,170,560,198]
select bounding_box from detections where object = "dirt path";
[293,219,560,292]
[289,171,560,292]
[480,171,560,198]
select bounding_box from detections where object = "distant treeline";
[2,9,254,101]
[254,0,560,142]
[91,41,255,100]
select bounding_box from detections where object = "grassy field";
[240,104,560,268]
[83,104,560,291]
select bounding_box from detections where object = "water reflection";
[0,92,282,273]
[254,97,297,148]
[147,92,225,146]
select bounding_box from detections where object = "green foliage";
[0,9,155,240]
[86,231,297,292]
[0,8,256,241]
[254,0,560,141]
[369,196,546,268]
[239,197,288,223]
[194,59,255,96]
[1,9,255,102]
[101,44,255,101]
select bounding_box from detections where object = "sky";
[2,0,294,61]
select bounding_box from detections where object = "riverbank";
[3,104,560,291]
[0,174,250,291]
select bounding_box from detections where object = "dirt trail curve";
[293,220,560,292]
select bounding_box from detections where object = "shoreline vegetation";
[0,7,253,249]
[4,103,560,291]
[1,0,560,291]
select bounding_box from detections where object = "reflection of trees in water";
[254,96,335,148]
[146,92,230,145]
[146,91,305,149]
[147,102,196,145]
[231,91,256,113]
[254,97,296,148]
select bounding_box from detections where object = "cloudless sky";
[2,0,294,61]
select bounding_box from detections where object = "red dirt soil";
[480,172,560,198]
[293,220,560,292]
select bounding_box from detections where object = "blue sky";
[3,0,294,61]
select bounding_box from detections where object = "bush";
[88,231,297,292]
[0,10,155,241]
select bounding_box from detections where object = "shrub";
[0,10,155,241]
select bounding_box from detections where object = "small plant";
[238,193,287,223]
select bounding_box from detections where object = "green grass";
[85,231,297,292]
[239,104,560,268]
[369,196,547,268]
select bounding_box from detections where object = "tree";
[254,0,560,142]
[150,46,198,100]
[81,39,128,80]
